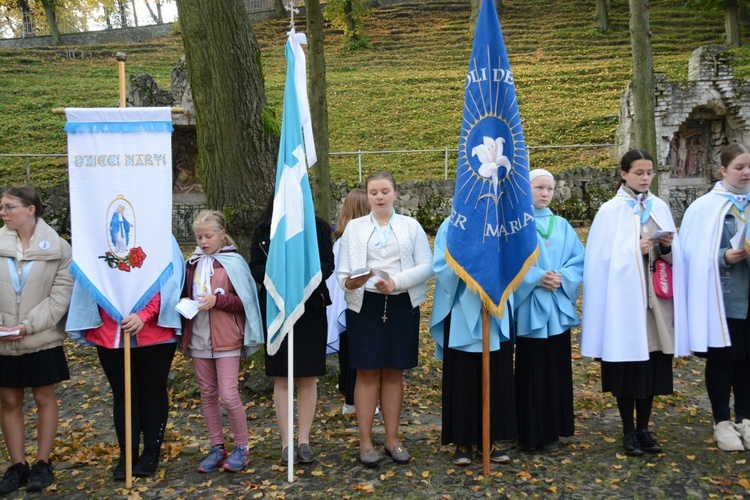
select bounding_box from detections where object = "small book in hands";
[349,268,391,282]
[175,298,201,319]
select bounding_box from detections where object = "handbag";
[652,258,673,299]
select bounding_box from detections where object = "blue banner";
[264,29,322,356]
[445,0,538,318]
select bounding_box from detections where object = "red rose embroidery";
[117,261,131,272]
[129,247,147,268]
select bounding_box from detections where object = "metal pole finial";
[284,0,299,28]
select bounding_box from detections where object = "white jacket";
[337,213,433,313]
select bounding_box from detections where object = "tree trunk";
[156,0,162,23]
[470,0,479,30]
[143,0,160,24]
[344,1,358,42]
[628,0,658,190]
[275,0,286,19]
[16,0,35,38]
[131,0,139,26]
[307,0,333,222]
[596,0,609,30]
[118,0,128,27]
[40,0,62,45]
[471,0,501,31]
[726,0,743,48]
[174,0,279,255]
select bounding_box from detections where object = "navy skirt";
[0,346,70,388]
[346,291,420,370]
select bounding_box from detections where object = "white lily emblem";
[472,136,512,194]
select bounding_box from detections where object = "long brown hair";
[334,189,369,238]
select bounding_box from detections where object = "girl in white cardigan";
[337,171,433,467]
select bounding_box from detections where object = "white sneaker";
[342,404,356,415]
[737,419,750,450]
[714,420,744,451]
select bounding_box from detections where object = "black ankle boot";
[133,447,160,478]
[27,460,54,492]
[112,454,139,482]
[0,462,30,494]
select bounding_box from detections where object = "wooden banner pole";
[115,51,134,490]
[482,306,490,477]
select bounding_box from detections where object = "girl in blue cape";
[430,218,517,466]
[513,169,584,453]
[183,210,263,474]
[680,143,750,452]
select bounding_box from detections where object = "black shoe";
[516,442,536,452]
[623,432,644,456]
[133,447,160,478]
[27,460,54,492]
[477,442,510,463]
[452,445,472,465]
[112,455,139,481]
[637,430,662,453]
[297,443,315,464]
[538,441,559,452]
[0,462,29,494]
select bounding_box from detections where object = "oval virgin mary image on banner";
[107,196,136,257]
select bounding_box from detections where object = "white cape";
[581,188,689,361]
[679,182,734,351]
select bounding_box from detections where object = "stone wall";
[0,23,174,49]
[331,166,620,233]
[615,45,750,214]
[28,166,618,240]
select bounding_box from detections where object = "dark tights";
[705,357,750,423]
[97,343,176,457]
[616,397,654,434]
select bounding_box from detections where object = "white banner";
[66,107,174,321]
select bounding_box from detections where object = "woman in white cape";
[581,149,688,456]
[680,142,750,452]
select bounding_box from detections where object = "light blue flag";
[445,0,538,318]
[264,29,322,356]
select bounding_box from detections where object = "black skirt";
[264,291,328,378]
[0,346,70,388]
[346,292,420,370]
[695,314,750,361]
[515,331,575,447]
[441,313,517,446]
[600,351,673,399]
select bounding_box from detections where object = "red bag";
[652,258,673,299]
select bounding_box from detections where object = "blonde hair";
[192,209,237,248]
[335,189,370,238]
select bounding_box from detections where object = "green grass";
[0,0,747,184]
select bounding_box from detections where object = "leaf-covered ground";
[6,271,750,498]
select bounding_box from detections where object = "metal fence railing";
[172,203,207,243]
[2,0,275,40]
[1,144,618,185]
